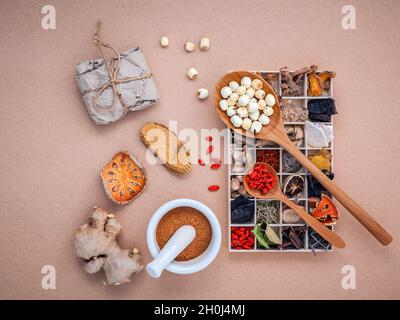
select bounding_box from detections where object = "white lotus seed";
[187,67,198,80]
[226,106,236,117]
[229,92,239,103]
[237,94,250,107]
[255,89,266,99]
[265,93,276,107]
[258,114,270,125]
[199,37,210,51]
[229,81,239,92]
[196,88,208,99]
[246,87,255,98]
[231,115,243,128]
[236,86,246,95]
[185,41,195,52]
[258,99,267,110]
[227,97,236,106]
[237,107,249,118]
[241,76,252,88]
[250,121,262,134]
[248,102,259,113]
[219,100,228,111]
[249,97,257,104]
[160,36,169,48]
[249,110,260,121]
[263,106,274,116]
[241,118,252,131]
[220,86,232,98]
[251,79,263,90]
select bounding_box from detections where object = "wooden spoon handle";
[278,195,346,249]
[280,140,393,246]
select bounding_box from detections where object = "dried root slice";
[101,152,147,204]
[140,122,192,174]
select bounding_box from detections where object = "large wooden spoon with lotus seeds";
[215,70,392,246]
[243,162,345,249]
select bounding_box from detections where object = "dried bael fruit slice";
[311,194,339,225]
[101,152,147,204]
[140,122,191,174]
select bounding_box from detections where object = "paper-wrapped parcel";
[76,47,159,125]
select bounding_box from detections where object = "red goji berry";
[208,185,220,192]
[198,158,205,166]
[205,136,213,142]
[210,163,221,169]
[206,145,214,154]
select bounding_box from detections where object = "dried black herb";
[231,196,255,224]
[307,171,334,198]
[307,98,338,122]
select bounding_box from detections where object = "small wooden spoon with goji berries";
[243,162,346,249]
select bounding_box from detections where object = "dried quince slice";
[311,194,339,225]
[101,152,147,204]
[140,122,191,175]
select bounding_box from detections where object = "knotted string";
[81,20,152,113]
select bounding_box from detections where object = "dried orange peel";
[101,152,147,204]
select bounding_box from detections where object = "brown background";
[0,0,399,299]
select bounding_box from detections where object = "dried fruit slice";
[101,152,147,204]
[140,122,191,174]
[311,194,339,225]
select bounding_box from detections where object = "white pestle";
[146,225,196,278]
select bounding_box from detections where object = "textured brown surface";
[156,207,212,261]
[0,0,400,299]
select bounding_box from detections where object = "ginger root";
[74,207,143,285]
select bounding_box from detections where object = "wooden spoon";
[243,162,345,249]
[215,71,392,246]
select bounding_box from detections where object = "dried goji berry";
[208,185,220,192]
[205,136,213,142]
[198,158,205,166]
[210,163,221,170]
[206,145,214,154]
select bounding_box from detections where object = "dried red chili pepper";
[208,185,220,192]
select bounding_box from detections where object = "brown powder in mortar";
[156,206,212,261]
